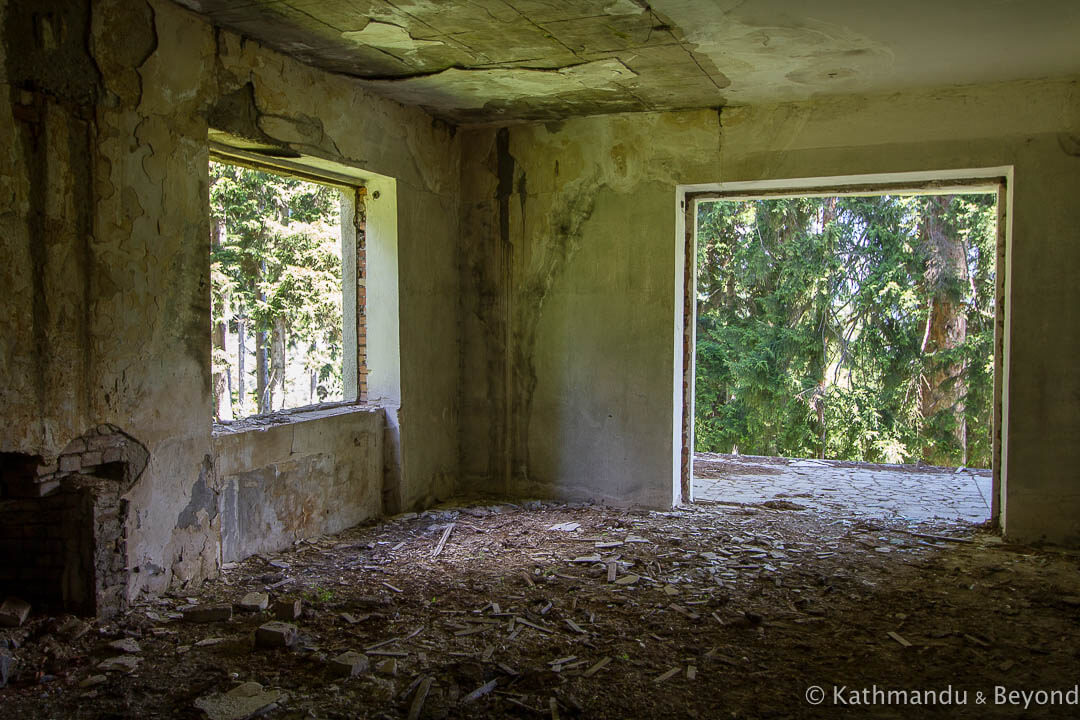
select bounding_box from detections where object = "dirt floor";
[3,499,1080,719]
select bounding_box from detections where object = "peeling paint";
[2,0,459,601]
[177,455,217,529]
[359,59,638,111]
[342,21,444,54]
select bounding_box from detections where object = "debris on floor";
[1,499,1078,719]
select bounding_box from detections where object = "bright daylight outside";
[209,161,346,422]
[693,192,998,522]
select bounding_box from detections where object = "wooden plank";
[433,523,456,557]
[582,657,611,677]
[514,617,553,634]
[654,668,680,683]
[365,637,400,651]
[407,676,433,720]
[565,619,587,635]
[888,631,912,647]
[462,679,498,704]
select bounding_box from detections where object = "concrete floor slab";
[694,453,992,524]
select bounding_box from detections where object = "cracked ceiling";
[176,0,1080,125]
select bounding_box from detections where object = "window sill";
[211,401,381,437]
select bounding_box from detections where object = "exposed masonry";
[356,186,369,403]
[0,426,148,618]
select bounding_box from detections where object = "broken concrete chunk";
[58,617,92,641]
[614,573,640,585]
[255,621,298,649]
[238,592,269,612]
[375,657,398,676]
[107,637,142,654]
[98,655,140,673]
[193,681,285,720]
[328,651,369,677]
[79,674,107,689]
[273,598,302,620]
[182,603,233,623]
[0,597,32,627]
[548,522,581,532]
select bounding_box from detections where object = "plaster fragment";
[342,22,444,54]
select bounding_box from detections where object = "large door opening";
[679,173,1008,529]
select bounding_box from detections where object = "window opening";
[209,160,356,421]
[690,190,999,524]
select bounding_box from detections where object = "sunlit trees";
[209,162,344,420]
[694,193,996,467]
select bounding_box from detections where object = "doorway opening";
[680,173,1008,527]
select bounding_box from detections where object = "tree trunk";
[237,317,247,416]
[256,328,268,414]
[211,216,233,421]
[918,196,968,463]
[270,316,286,411]
[212,320,233,421]
[255,264,269,414]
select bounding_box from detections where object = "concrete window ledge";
[211,402,386,562]
[211,401,382,437]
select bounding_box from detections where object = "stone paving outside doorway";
[693,452,992,524]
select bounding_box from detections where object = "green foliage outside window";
[209,161,345,420]
[694,193,996,467]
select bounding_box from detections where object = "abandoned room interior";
[1,0,1079,717]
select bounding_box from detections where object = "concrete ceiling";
[176,0,1080,125]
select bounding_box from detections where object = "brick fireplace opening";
[0,425,148,619]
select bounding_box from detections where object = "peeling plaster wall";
[0,0,460,600]
[459,77,1080,545]
[459,111,720,507]
[213,408,384,563]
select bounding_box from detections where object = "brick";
[328,651,369,677]
[182,603,233,623]
[237,591,269,612]
[63,438,87,454]
[59,455,81,473]
[81,451,103,467]
[35,479,60,497]
[272,597,302,620]
[255,621,298,648]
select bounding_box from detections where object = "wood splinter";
[433,523,456,557]
[407,676,433,720]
